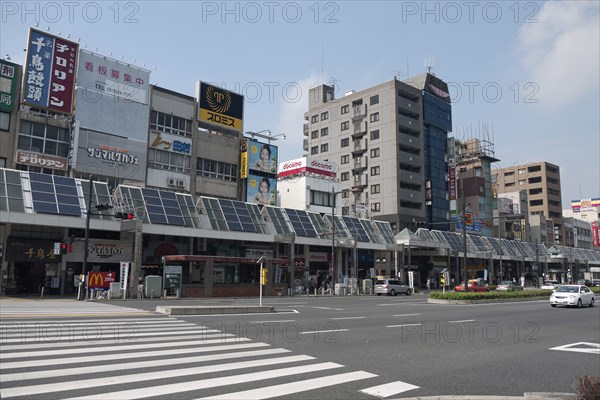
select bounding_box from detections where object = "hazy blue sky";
[2,1,598,207]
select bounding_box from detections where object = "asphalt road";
[1,293,598,399]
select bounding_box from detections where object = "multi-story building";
[0,58,22,169]
[303,73,452,233]
[563,198,600,249]
[492,161,564,244]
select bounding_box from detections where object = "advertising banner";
[23,28,78,114]
[0,59,19,112]
[74,129,146,181]
[592,221,599,248]
[571,198,600,213]
[247,173,277,206]
[88,271,116,289]
[16,150,68,170]
[246,139,278,175]
[197,81,243,132]
[77,50,149,104]
[448,158,456,201]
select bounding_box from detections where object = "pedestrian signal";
[115,212,134,220]
[60,242,68,255]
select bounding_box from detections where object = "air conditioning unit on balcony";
[177,180,185,188]
[167,177,176,186]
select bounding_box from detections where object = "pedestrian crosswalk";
[0,300,151,317]
[1,305,420,399]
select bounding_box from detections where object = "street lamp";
[329,187,346,286]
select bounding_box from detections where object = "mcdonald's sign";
[87,271,116,289]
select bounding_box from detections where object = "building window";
[372,202,381,212]
[518,168,526,175]
[311,146,318,155]
[371,184,380,194]
[0,111,10,131]
[310,190,333,207]
[341,172,349,181]
[320,127,328,137]
[341,138,349,147]
[370,148,380,158]
[530,199,544,206]
[311,115,319,123]
[320,143,328,152]
[341,121,349,131]
[196,158,236,181]
[370,94,379,105]
[519,179,526,185]
[370,130,380,140]
[311,130,319,139]
[18,120,69,158]
[149,148,192,174]
[341,155,349,164]
[370,113,379,122]
[321,111,329,120]
[150,110,192,137]
[371,166,380,176]
[342,190,350,199]
[341,105,349,114]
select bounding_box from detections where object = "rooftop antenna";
[321,45,324,85]
[392,70,404,80]
[424,55,435,74]
[328,76,338,92]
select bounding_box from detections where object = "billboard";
[247,173,277,206]
[77,50,149,104]
[23,28,78,114]
[278,157,337,178]
[571,198,600,213]
[197,82,243,132]
[0,59,19,112]
[246,139,278,175]
[74,128,147,181]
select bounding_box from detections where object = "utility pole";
[331,187,336,286]
[80,175,94,301]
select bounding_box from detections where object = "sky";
[2,0,599,208]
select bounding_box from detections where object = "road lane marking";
[331,317,365,320]
[393,314,421,317]
[386,323,422,328]
[447,319,476,323]
[249,320,296,323]
[196,371,378,399]
[550,342,600,355]
[360,381,420,397]
[300,329,349,335]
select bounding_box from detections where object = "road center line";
[386,323,422,328]
[300,329,349,335]
[447,319,476,323]
[393,313,421,317]
[331,317,365,320]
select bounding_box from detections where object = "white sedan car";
[550,285,595,308]
[541,280,560,290]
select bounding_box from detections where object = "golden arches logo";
[88,273,104,288]
[206,86,232,113]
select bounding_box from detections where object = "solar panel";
[201,197,228,231]
[360,219,383,244]
[439,231,464,252]
[308,212,331,238]
[177,193,202,229]
[219,199,257,232]
[285,208,318,237]
[246,203,266,234]
[342,216,371,242]
[141,188,185,226]
[29,172,53,183]
[374,221,396,245]
[499,239,521,257]
[331,216,350,239]
[469,234,490,253]
[481,237,501,255]
[33,201,59,214]
[265,206,293,235]
[29,173,82,216]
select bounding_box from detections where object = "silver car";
[374,279,412,296]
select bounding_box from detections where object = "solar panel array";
[469,234,490,253]
[0,169,25,212]
[361,219,383,244]
[332,216,350,239]
[342,216,371,242]
[375,221,396,245]
[141,188,185,226]
[265,206,293,235]
[177,193,202,229]
[201,197,228,230]
[285,208,317,237]
[219,199,257,232]
[439,231,465,252]
[307,211,331,238]
[482,237,502,255]
[499,239,521,257]
[30,172,81,216]
[247,203,266,234]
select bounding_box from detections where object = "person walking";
[137,277,145,299]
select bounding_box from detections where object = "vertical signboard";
[197,81,244,132]
[448,157,456,201]
[0,59,19,112]
[23,28,78,114]
[592,221,599,248]
[240,138,248,179]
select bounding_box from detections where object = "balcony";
[352,104,367,120]
[352,157,368,173]
[303,138,309,152]
[303,123,309,137]
[353,174,368,189]
[352,138,367,156]
[351,121,367,139]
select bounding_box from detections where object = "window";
[311,115,319,123]
[519,179,526,185]
[0,111,10,131]
[342,206,349,215]
[370,130,380,140]
[321,111,329,120]
[320,143,329,152]
[342,190,350,199]
[311,146,318,155]
[0,158,5,168]
[149,148,192,174]
[371,184,380,194]
[341,105,349,114]
[370,148,380,158]
[150,110,192,137]
[311,130,319,139]
[370,95,379,105]
[371,166,380,176]
[18,120,70,158]
[310,190,332,207]
[518,168,526,175]
[341,172,349,181]
[372,202,381,212]
[341,155,349,164]
[370,113,379,122]
[341,121,349,131]
[341,138,349,147]
[196,158,236,181]
[320,127,328,137]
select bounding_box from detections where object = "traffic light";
[114,211,134,220]
[440,275,446,286]
[60,242,68,255]
[464,212,473,226]
[260,269,268,286]
[95,203,113,211]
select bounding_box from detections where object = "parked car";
[576,279,593,287]
[496,281,524,291]
[455,279,490,292]
[550,285,595,308]
[592,279,600,287]
[541,280,560,290]
[374,279,412,296]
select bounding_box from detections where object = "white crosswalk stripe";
[0,303,420,399]
[0,301,151,316]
